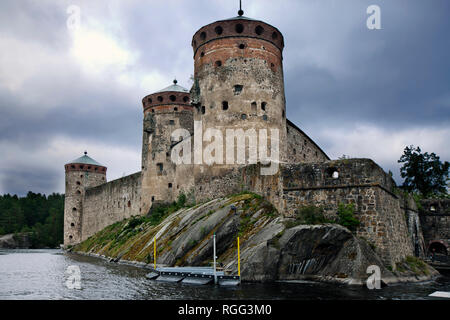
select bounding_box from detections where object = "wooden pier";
[146,267,240,286]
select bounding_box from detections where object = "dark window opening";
[71,223,75,227]
[151,109,155,113]
[262,115,268,121]
[255,25,264,35]
[169,95,176,102]
[215,60,222,67]
[234,85,243,95]
[168,183,173,188]
[241,114,247,120]
[69,235,73,239]
[72,207,77,212]
[282,110,285,118]
[148,98,152,103]
[128,201,131,208]
[87,166,91,170]
[151,196,155,202]
[174,107,178,111]
[251,102,257,111]
[169,120,175,125]
[71,165,75,169]
[200,51,205,57]
[200,32,206,40]
[325,167,339,179]
[215,26,223,35]
[222,101,229,110]
[157,163,163,172]
[429,242,447,255]
[76,181,81,185]
[76,190,81,195]
[79,165,84,169]
[238,43,245,50]
[201,106,206,114]
[261,102,267,111]
[183,96,189,103]
[293,149,296,154]
[157,96,163,102]
[235,24,244,33]
[272,31,278,40]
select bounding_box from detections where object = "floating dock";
[145,267,240,286]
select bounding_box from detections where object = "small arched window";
[157,96,163,102]
[169,95,176,102]
[200,31,206,40]
[255,25,264,35]
[215,25,223,35]
[222,101,229,110]
[235,24,244,33]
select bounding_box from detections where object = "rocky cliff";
[71,193,437,284]
[0,233,32,249]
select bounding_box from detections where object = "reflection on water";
[0,249,449,300]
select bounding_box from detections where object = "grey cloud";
[0,0,449,195]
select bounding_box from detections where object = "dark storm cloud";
[0,0,449,195]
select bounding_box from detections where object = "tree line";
[0,192,64,248]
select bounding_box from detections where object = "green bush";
[285,206,332,228]
[337,203,360,232]
[147,193,189,226]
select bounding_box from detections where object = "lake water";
[1,249,449,300]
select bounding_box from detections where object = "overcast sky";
[0,0,449,196]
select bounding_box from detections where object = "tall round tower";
[63,152,107,246]
[140,80,194,215]
[191,9,287,178]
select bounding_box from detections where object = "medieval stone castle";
[64,9,449,269]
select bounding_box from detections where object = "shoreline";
[66,249,442,286]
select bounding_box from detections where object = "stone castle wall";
[80,172,141,242]
[419,199,450,253]
[192,158,415,267]
[286,120,329,163]
[281,159,414,267]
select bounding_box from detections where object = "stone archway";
[428,240,448,255]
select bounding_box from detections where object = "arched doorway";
[428,241,448,255]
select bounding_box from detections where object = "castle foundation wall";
[81,172,141,242]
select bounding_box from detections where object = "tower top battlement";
[64,152,107,173]
[191,15,285,57]
[142,80,191,112]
